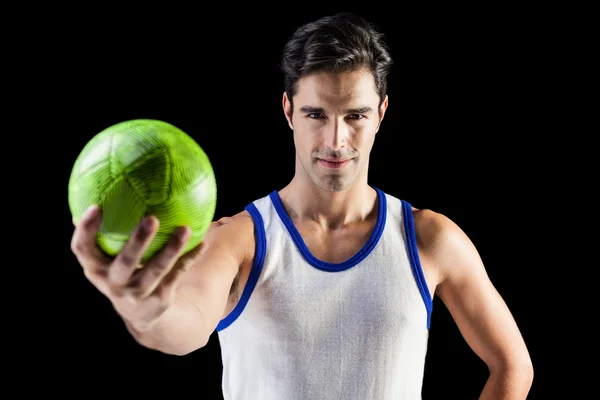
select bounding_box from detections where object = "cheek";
[353,128,377,151]
[292,120,317,142]
[292,126,314,152]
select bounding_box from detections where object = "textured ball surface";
[68,119,217,263]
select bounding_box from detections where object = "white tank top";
[216,188,433,399]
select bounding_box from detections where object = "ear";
[376,95,389,133]
[282,91,294,130]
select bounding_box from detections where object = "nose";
[325,119,349,150]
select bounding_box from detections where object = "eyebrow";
[299,105,373,114]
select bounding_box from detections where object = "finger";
[134,226,191,297]
[71,205,111,268]
[152,242,205,302]
[109,215,159,287]
[82,265,112,297]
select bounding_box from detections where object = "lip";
[318,158,352,169]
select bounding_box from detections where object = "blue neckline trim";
[269,188,387,272]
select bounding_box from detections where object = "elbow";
[512,353,534,387]
[151,339,209,357]
[513,361,534,396]
[131,334,210,357]
[168,334,211,356]
[167,348,198,357]
[169,335,212,356]
[489,357,534,392]
[521,361,534,388]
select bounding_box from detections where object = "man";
[71,12,533,399]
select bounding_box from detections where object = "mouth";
[318,158,352,169]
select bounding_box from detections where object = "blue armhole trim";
[216,202,267,332]
[402,200,433,330]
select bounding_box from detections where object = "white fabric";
[216,189,432,399]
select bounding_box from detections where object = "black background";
[15,3,584,398]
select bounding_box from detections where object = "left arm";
[414,209,534,399]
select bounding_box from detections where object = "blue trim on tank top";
[401,200,433,330]
[216,202,267,332]
[269,188,387,273]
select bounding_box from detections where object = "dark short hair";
[280,12,393,111]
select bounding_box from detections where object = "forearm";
[479,364,534,400]
[123,293,210,356]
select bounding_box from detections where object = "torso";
[220,205,439,320]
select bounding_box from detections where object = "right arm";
[71,205,255,356]
[128,212,255,355]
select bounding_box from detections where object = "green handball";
[68,119,217,263]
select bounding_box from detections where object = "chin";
[315,177,352,192]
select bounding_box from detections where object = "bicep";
[437,259,527,370]
[421,212,530,371]
[176,216,252,336]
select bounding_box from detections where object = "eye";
[307,113,323,119]
[348,114,364,120]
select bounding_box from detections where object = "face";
[283,69,388,192]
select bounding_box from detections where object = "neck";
[278,176,378,230]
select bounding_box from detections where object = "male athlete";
[71,12,533,399]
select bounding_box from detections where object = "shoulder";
[204,209,255,246]
[411,206,483,284]
[411,207,462,249]
[202,192,273,261]
[189,209,257,269]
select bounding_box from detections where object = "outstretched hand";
[71,205,203,332]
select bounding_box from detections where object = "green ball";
[68,119,217,263]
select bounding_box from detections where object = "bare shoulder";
[207,209,254,234]
[411,206,484,285]
[202,209,256,257]
[411,207,464,250]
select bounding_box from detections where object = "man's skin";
[72,68,533,398]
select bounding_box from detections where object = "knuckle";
[107,264,128,285]
[166,241,183,256]
[171,230,189,248]
[135,224,152,240]
[116,253,137,267]
[168,244,186,260]
[81,215,98,230]
[82,266,108,286]
[124,278,149,298]
[127,289,144,301]
[82,267,97,281]
[70,240,85,256]
[148,263,168,278]
[108,285,127,299]
[123,277,141,291]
